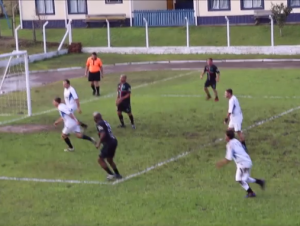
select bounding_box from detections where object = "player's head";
[225,89,233,99]
[91,52,97,60]
[120,74,127,83]
[225,129,235,141]
[63,79,70,88]
[93,112,102,122]
[207,58,213,65]
[53,97,61,107]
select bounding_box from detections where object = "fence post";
[106,19,111,48]
[185,17,190,48]
[14,25,21,52]
[68,19,73,45]
[225,16,230,47]
[43,21,49,53]
[269,15,274,47]
[143,17,149,48]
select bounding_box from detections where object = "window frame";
[207,0,231,11]
[240,0,264,10]
[288,0,300,8]
[67,0,88,15]
[35,0,55,15]
[105,0,123,4]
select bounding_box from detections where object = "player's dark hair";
[226,89,233,95]
[226,130,235,139]
[54,97,61,103]
[92,52,97,56]
[64,79,70,85]
[208,58,213,61]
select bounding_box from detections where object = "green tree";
[271,3,293,37]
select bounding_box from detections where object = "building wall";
[132,0,167,11]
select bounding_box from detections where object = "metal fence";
[133,9,195,27]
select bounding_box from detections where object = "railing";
[133,9,195,27]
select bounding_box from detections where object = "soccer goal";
[0,51,31,117]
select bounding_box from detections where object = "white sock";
[239,181,250,191]
[247,177,256,183]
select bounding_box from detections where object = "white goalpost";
[0,50,32,117]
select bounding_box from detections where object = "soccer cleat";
[131,124,136,129]
[118,124,126,128]
[92,90,96,96]
[90,137,97,145]
[96,93,100,97]
[245,192,256,198]
[64,147,75,152]
[215,97,219,102]
[206,96,211,100]
[115,174,123,179]
[106,174,115,180]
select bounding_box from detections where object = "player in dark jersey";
[116,74,135,129]
[93,112,122,180]
[200,58,220,102]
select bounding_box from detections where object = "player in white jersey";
[216,130,265,198]
[53,97,96,152]
[63,79,88,130]
[223,88,247,152]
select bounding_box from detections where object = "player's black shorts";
[117,103,131,113]
[88,71,101,82]
[99,139,118,158]
[204,80,216,89]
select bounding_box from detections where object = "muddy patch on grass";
[0,124,54,133]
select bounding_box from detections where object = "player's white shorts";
[62,124,81,135]
[228,117,243,132]
[68,106,77,114]
[235,166,251,182]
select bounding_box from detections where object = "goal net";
[0,51,31,117]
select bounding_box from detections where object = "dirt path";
[32,61,300,85]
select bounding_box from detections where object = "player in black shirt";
[116,74,135,129]
[94,112,122,180]
[200,58,220,102]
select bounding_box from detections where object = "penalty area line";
[0,71,195,126]
[112,105,300,185]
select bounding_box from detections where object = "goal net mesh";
[0,51,31,117]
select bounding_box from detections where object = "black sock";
[113,167,120,175]
[91,85,95,92]
[82,134,92,142]
[96,86,100,95]
[129,115,134,125]
[104,167,113,175]
[119,115,124,126]
[64,137,73,148]
[247,187,254,193]
[255,179,263,185]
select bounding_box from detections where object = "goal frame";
[0,50,32,116]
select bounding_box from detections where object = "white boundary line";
[112,105,300,185]
[0,71,195,126]
[1,105,299,185]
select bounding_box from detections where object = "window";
[35,0,55,15]
[68,0,87,14]
[208,0,230,11]
[105,0,123,4]
[241,0,264,9]
[288,0,300,8]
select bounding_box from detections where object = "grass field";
[29,53,300,71]
[1,17,300,54]
[1,68,300,226]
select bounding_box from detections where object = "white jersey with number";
[225,138,252,168]
[228,95,243,120]
[64,86,78,112]
[58,103,78,128]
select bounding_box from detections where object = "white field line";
[0,71,195,126]
[0,105,298,185]
[112,105,300,185]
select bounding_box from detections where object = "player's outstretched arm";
[216,158,230,168]
[54,117,63,126]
